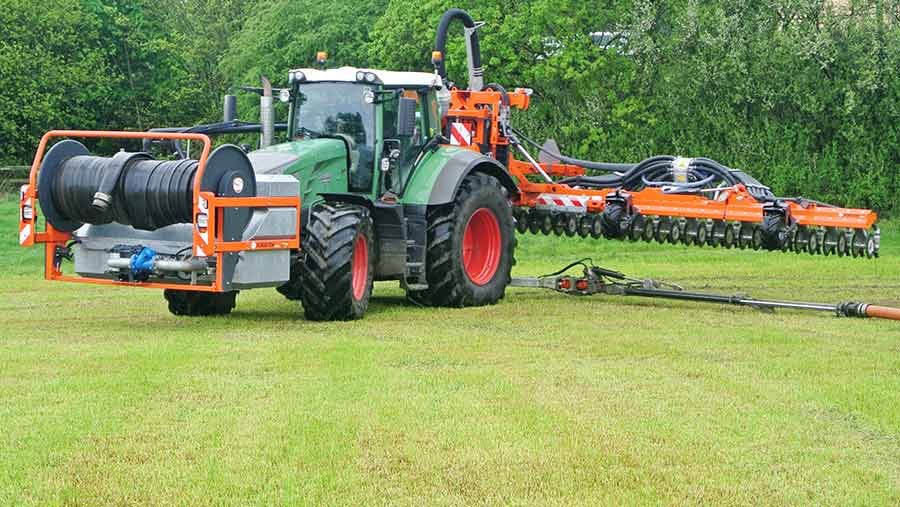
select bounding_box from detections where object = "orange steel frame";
[19,130,301,293]
[443,88,877,230]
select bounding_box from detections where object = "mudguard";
[426,150,519,205]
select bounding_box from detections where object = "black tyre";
[552,214,566,236]
[696,222,708,246]
[515,209,529,234]
[600,203,626,239]
[564,214,579,237]
[409,173,515,307]
[164,289,237,316]
[590,214,604,239]
[276,254,304,300]
[723,223,736,249]
[577,215,592,238]
[527,212,542,234]
[760,214,788,251]
[300,203,375,321]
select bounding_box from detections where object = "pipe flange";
[38,140,90,232]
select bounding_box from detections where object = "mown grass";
[1,195,899,506]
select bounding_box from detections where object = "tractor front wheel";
[300,203,375,321]
[164,289,238,316]
[409,173,515,307]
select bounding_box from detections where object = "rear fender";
[403,148,519,206]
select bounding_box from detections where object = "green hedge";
[3,0,897,213]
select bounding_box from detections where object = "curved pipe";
[434,8,483,90]
[509,126,638,172]
[485,82,509,106]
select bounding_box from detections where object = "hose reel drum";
[37,140,257,238]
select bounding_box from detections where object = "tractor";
[264,64,518,319]
[18,9,895,322]
[18,10,518,321]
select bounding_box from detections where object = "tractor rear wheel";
[276,254,304,300]
[164,289,238,316]
[409,173,515,307]
[300,203,375,321]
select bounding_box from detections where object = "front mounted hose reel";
[37,140,256,232]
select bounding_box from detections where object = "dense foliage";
[2,0,898,211]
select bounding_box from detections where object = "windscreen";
[293,82,375,192]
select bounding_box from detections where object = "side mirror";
[381,139,401,172]
[396,97,417,137]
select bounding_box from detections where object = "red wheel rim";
[351,234,369,300]
[462,208,501,286]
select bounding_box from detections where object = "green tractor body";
[252,67,518,319]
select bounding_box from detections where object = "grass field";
[2,195,900,506]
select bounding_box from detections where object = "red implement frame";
[19,130,301,292]
[442,89,877,230]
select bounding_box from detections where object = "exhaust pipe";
[260,76,274,148]
[223,94,237,123]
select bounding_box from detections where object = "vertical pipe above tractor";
[260,76,274,148]
[433,8,484,91]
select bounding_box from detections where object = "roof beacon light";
[316,51,328,66]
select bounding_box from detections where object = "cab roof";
[288,66,443,88]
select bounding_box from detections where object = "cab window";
[382,90,427,193]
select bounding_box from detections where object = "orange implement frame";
[443,88,877,230]
[19,130,301,293]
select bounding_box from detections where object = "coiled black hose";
[38,140,257,233]
[51,155,199,230]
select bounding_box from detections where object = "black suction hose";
[434,8,483,89]
[509,126,637,172]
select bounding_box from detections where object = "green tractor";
[23,9,518,321]
[263,65,518,320]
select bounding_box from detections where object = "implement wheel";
[300,203,374,321]
[164,289,237,316]
[409,173,515,307]
[760,214,788,251]
[600,203,626,239]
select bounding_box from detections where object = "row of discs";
[513,208,878,258]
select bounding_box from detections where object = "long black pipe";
[620,286,900,320]
[434,8,483,89]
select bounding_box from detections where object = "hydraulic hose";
[434,8,483,90]
[485,82,509,106]
[509,126,637,172]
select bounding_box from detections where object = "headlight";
[365,72,377,83]
[196,213,208,231]
[278,88,291,103]
[22,204,33,221]
[289,71,306,83]
[356,71,366,81]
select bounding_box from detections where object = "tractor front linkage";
[510,259,900,321]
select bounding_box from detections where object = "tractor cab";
[284,66,446,203]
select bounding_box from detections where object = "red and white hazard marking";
[535,194,600,213]
[18,186,34,246]
[449,122,472,146]
[194,197,210,257]
[19,223,31,246]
